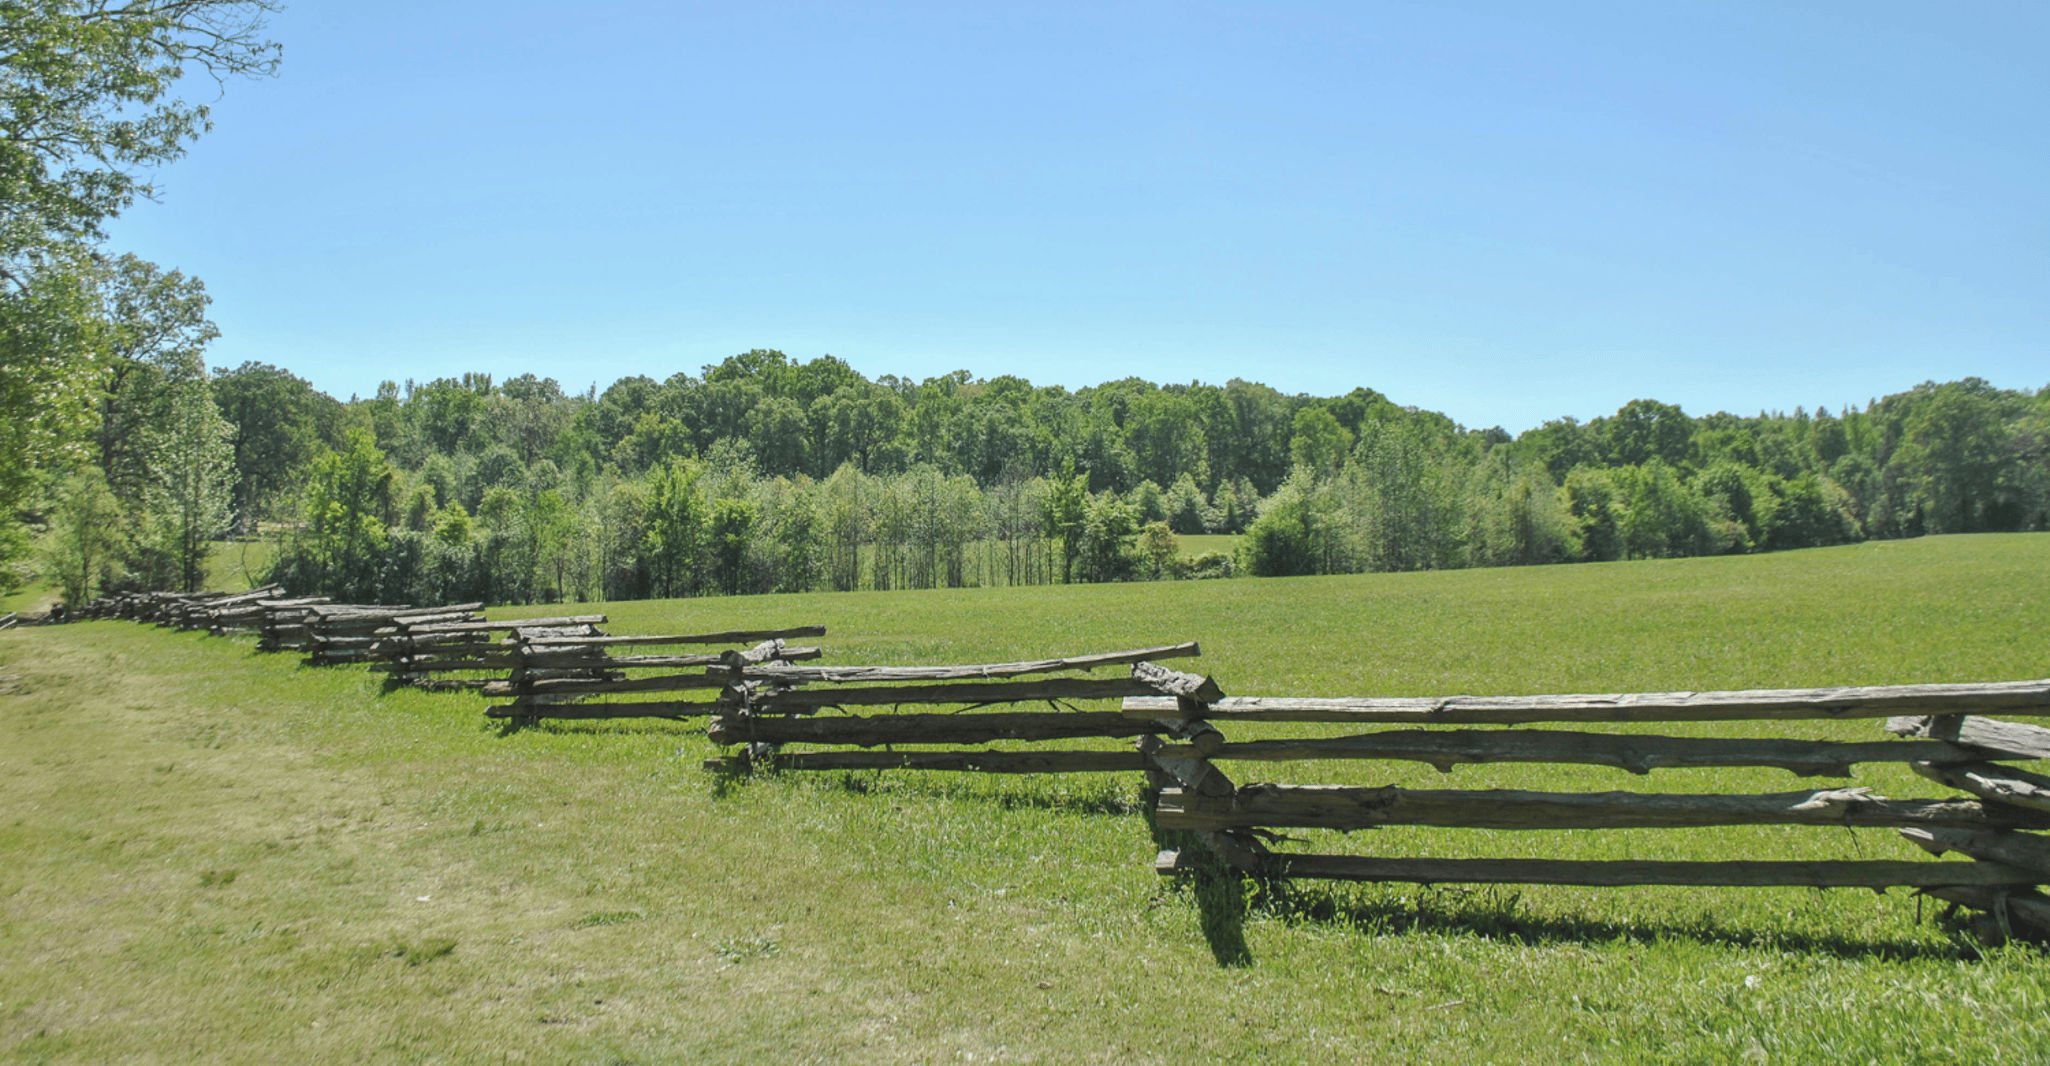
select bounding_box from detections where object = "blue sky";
[108,0,2047,433]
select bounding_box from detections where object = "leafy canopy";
[0,0,281,283]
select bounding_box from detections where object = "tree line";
[205,353,2047,606]
[18,347,2050,607]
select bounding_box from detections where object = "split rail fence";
[485,626,829,725]
[40,584,2050,941]
[1125,680,2050,940]
[366,614,609,689]
[700,642,1224,775]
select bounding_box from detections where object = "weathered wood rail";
[1121,679,2050,725]
[1138,679,2050,943]
[210,595,328,635]
[304,604,480,665]
[702,643,1222,775]
[483,625,826,723]
[365,614,610,689]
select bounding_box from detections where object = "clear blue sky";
[108,0,2047,433]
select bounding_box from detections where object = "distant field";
[0,581,53,616]
[1173,533,1240,558]
[3,540,271,616]
[204,539,275,593]
[4,534,2049,1063]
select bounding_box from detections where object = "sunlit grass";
[1174,533,1241,558]
[2,533,2048,1063]
[203,539,275,593]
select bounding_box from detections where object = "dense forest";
[31,348,2041,608]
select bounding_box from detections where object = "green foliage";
[708,496,757,596]
[1240,479,1319,577]
[1891,380,2013,533]
[0,0,281,281]
[1137,520,1180,580]
[1349,418,1463,571]
[269,429,394,602]
[146,369,234,590]
[1075,491,1139,583]
[92,255,218,507]
[1564,466,1624,562]
[212,362,343,524]
[641,458,707,599]
[1042,460,1089,583]
[1465,454,1579,567]
[38,464,123,603]
[0,3,276,594]
[0,254,102,542]
[1288,406,1352,479]
[1162,472,1209,535]
[217,350,2050,606]
[1616,458,1711,559]
[1603,398,1693,468]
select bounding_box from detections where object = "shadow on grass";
[376,678,490,696]
[1142,803,1253,967]
[707,757,749,800]
[1228,875,2005,963]
[805,769,1144,816]
[525,719,706,737]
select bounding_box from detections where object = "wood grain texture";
[703,750,1150,774]
[1899,826,2050,878]
[1154,784,2050,832]
[748,676,1167,713]
[1918,886,2050,937]
[480,673,722,698]
[1125,679,2050,724]
[522,626,824,647]
[1158,852,2038,888]
[706,711,1166,746]
[1910,761,2050,815]
[1153,729,1978,777]
[1887,715,2050,761]
[736,643,1200,684]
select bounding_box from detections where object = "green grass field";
[0,583,52,617]
[2,540,272,618]
[1174,533,1240,559]
[4,534,2050,1063]
[204,539,275,594]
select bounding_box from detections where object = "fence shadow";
[1142,805,1253,967]
[799,768,1146,817]
[1209,873,2011,963]
[499,718,708,738]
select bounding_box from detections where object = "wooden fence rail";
[702,644,1220,775]
[483,626,826,723]
[1122,679,2050,725]
[1136,679,2050,944]
[306,604,479,665]
[365,615,610,689]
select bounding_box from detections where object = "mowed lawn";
[4,534,2050,1064]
